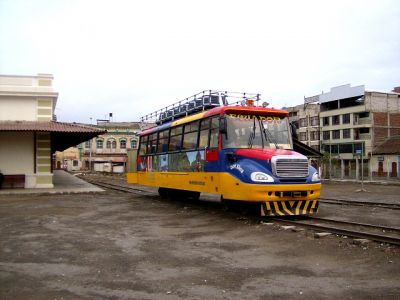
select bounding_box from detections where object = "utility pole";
[89,117,93,172]
[356,142,367,192]
[89,138,92,172]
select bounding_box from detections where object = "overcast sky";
[0,0,399,123]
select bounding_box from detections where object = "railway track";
[84,179,155,196]
[85,178,400,246]
[276,217,400,246]
[319,197,400,210]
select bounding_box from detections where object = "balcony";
[355,133,371,140]
[353,117,371,126]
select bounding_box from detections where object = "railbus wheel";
[158,187,169,199]
[188,191,200,201]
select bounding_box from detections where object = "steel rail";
[309,216,400,233]
[85,179,154,196]
[319,197,400,210]
[276,218,400,246]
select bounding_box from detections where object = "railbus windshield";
[223,113,292,150]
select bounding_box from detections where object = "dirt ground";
[0,180,399,299]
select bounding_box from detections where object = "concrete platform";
[0,170,104,195]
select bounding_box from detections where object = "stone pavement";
[0,170,103,195]
[320,180,400,205]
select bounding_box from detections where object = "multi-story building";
[313,84,400,179]
[286,103,320,152]
[55,147,81,171]
[80,121,142,173]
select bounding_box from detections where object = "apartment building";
[316,84,400,179]
[286,103,320,152]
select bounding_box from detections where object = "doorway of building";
[378,161,384,176]
[391,162,397,177]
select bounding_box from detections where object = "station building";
[0,74,104,188]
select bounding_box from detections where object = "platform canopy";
[0,121,106,152]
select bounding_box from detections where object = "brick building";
[312,84,400,179]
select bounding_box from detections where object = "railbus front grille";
[273,158,309,178]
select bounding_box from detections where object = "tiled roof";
[0,121,105,133]
[374,136,400,155]
[95,122,143,130]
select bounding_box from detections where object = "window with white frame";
[342,114,350,124]
[96,139,104,149]
[310,116,319,126]
[332,115,340,125]
[342,129,350,139]
[131,139,138,148]
[299,118,308,128]
[332,130,340,139]
[322,131,330,140]
[107,139,117,149]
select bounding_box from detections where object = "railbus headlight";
[311,172,320,182]
[251,172,274,183]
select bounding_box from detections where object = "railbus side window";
[169,125,183,151]
[183,121,200,150]
[199,118,210,148]
[139,135,148,156]
[157,129,169,153]
[209,117,219,149]
[148,132,158,154]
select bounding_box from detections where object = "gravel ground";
[0,177,399,299]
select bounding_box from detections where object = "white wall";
[0,132,34,174]
[371,154,399,175]
[0,97,37,121]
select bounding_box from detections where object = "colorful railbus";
[127,91,321,216]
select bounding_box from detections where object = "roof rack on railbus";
[140,90,262,125]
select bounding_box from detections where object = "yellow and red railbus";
[127,91,321,216]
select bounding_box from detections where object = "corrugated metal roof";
[0,121,105,133]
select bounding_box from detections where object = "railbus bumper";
[260,200,319,216]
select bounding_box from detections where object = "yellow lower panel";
[127,173,138,184]
[127,171,321,203]
[132,171,221,194]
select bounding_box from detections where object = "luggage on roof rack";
[141,90,261,125]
